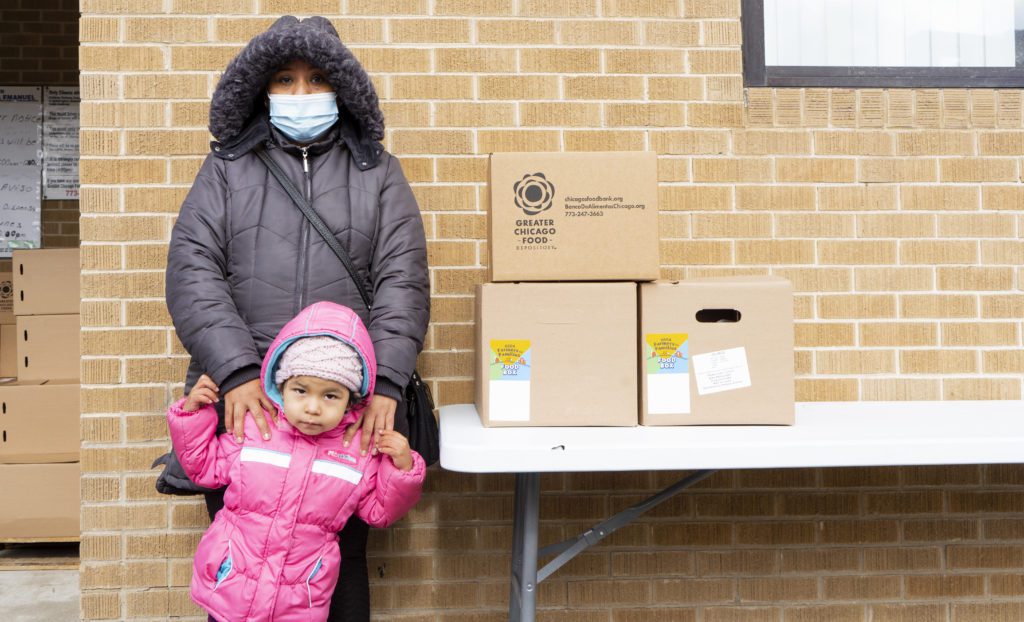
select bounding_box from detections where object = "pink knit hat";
[274,336,363,395]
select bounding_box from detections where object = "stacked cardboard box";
[477,152,658,427]
[476,152,795,428]
[0,249,81,540]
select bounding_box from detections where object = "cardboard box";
[639,277,794,426]
[13,249,80,316]
[0,324,15,377]
[488,151,659,282]
[0,381,80,464]
[16,314,80,381]
[0,462,80,539]
[475,282,638,427]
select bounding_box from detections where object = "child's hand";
[375,430,413,471]
[183,375,220,412]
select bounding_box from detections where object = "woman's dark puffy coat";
[166,15,428,401]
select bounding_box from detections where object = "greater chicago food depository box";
[488,152,659,282]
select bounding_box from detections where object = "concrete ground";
[0,569,78,621]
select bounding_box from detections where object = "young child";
[167,301,425,622]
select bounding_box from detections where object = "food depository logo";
[512,173,558,250]
[513,172,555,215]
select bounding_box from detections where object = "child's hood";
[261,302,377,421]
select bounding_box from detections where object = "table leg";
[509,472,540,622]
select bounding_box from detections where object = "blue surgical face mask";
[267,92,339,143]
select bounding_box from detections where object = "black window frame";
[742,0,1024,88]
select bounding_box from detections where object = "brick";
[390,18,470,43]
[944,378,1021,400]
[658,159,691,182]
[820,520,899,544]
[521,48,600,73]
[650,130,727,154]
[949,545,1024,569]
[735,240,813,265]
[773,268,851,292]
[392,75,473,100]
[982,240,1024,264]
[702,21,742,45]
[661,186,732,211]
[704,607,779,622]
[479,75,560,100]
[817,350,895,375]
[652,578,734,603]
[521,0,597,15]
[903,517,977,541]
[901,350,977,374]
[901,241,978,265]
[391,130,472,155]
[819,185,896,211]
[433,268,487,295]
[738,577,817,602]
[606,104,686,128]
[819,241,897,265]
[795,379,858,401]
[644,21,700,46]
[733,131,810,156]
[862,379,941,401]
[436,48,514,73]
[692,214,770,239]
[857,214,935,239]
[937,214,1011,238]
[380,102,430,128]
[689,103,744,127]
[169,45,241,71]
[693,158,772,183]
[557,20,638,46]
[937,267,1014,291]
[411,185,476,212]
[477,19,555,44]
[648,77,705,101]
[742,89,771,126]
[953,603,1024,621]
[777,158,855,183]
[478,130,560,153]
[867,490,944,515]
[983,185,1024,210]
[436,157,487,183]
[357,48,432,73]
[814,131,893,156]
[982,295,1024,318]
[737,186,815,211]
[81,46,165,70]
[519,102,598,128]
[81,215,167,242]
[823,576,901,600]
[603,0,681,17]
[347,0,426,13]
[860,322,937,347]
[941,158,1018,182]
[901,294,977,319]
[818,295,895,319]
[81,130,119,156]
[896,131,975,156]
[565,130,644,151]
[126,129,208,155]
[707,76,742,101]
[124,17,207,42]
[565,76,643,100]
[613,609,696,622]
[434,0,514,14]
[688,50,741,74]
[780,491,857,516]
[660,240,732,265]
[901,185,979,211]
[985,350,1024,374]
[859,158,936,183]
[605,49,684,74]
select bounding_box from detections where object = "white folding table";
[440,401,1024,622]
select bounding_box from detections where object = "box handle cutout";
[23,329,27,341]
[696,309,742,323]
[1,401,5,414]
[19,291,23,301]
[23,356,28,368]
[2,430,5,443]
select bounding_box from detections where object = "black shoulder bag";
[255,147,439,466]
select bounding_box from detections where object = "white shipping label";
[692,347,752,395]
[647,374,690,414]
[489,381,531,422]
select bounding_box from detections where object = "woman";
[163,15,429,622]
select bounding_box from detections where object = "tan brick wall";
[1,0,81,248]
[79,2,1024,620]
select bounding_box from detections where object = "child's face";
[281,375,352,436]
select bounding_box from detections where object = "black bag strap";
[254,147,372,312]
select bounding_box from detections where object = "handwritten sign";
[0,86,42,257]
[43,87,79,201]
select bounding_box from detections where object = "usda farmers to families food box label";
[488,340,531,422]
[645,333,690,415]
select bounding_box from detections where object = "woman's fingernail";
[236,436,243,443]
[361,450,367,456]
[263,433,270,440]
[344,441,349,447]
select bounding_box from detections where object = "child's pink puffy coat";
[167,302,425,622]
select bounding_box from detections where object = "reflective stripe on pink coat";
[168,301,425,622]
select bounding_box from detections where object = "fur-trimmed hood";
[208,15,384,149]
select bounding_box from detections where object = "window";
[743,0,1024,87]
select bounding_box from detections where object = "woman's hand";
[375,430,413,471]
[224,378,278,443]
[183,375,219,412]
[344,394,397,456]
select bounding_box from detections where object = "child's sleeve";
[166,397,240,489]
[355,451,426,528]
